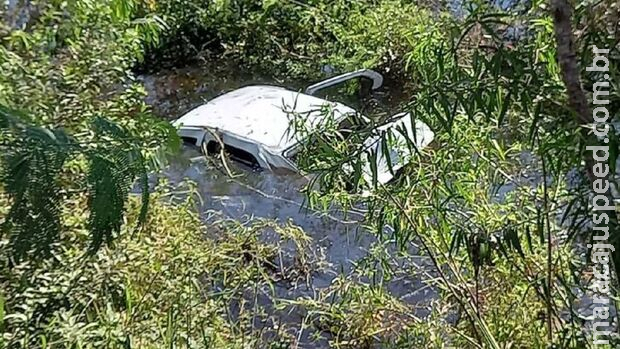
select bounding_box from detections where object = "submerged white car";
[173,70,434,184]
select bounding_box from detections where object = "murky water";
[142,64,434,345]
[141,62,410,120]
[162,146,367,275]
[157,146,433,345]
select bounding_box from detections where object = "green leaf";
[368,148,378,188]
[0,292,4,334]
[525,225,534,253]
[491,139,505,161]
[607,130,618,171]
[497,88,512,125]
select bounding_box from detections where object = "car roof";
[173,85,357,152]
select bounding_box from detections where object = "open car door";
[360,112,434,185]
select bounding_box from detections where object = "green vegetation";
[146,0,445,79]
[1,186,321,347]
[1,0,618,348]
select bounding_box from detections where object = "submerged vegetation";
[1,0,618,348]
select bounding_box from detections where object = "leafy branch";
[0,105,170,262]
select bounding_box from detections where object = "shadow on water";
[141,62,303,118]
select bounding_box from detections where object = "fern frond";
[86,151,133,252]
[88,116,151,245]
[0,107,155,262]
[1,127,72,261]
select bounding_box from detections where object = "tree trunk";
[550,0,620,337]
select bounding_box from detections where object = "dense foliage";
[0,0,177,260]
[144,0,445,80]
[293,0,619,347]
[1,108,153,262]
[1,0,618,348]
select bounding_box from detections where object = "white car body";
[173,70,434,184]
